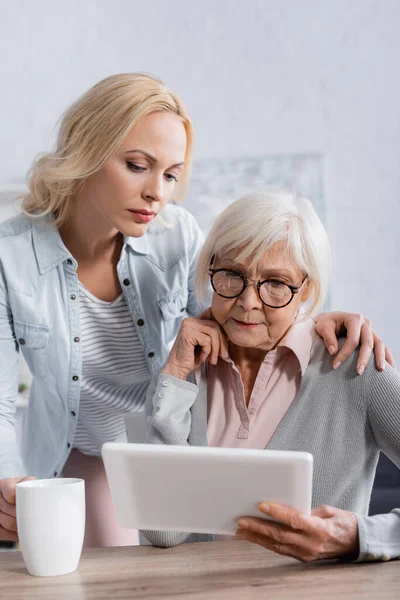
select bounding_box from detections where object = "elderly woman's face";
[211,242,311,351]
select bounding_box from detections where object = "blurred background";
[1,0,399,357]
[0,0,399,515]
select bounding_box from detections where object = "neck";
[59,198,122,264]
[228,344,267,373]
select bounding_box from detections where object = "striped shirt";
[73,283,150,456]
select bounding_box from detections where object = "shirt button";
[66,259,73,265]
[67,443,71,448]
[158,392,164,398]
[123,279,131,286]
[137,319,145,327]
[18,338,25,345]
[72,375,79,381]
[54,471,58,477]
[70,294,76,300]
[74,337,80,343]
[162,380,169,387]
[148,351,155,358]
[71,411,76,417]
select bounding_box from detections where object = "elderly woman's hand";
[314,311,394,374]
[162,309,229,380]
[236,502,359,563]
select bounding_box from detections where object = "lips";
[232,318,263,328]
[128,209,156,223]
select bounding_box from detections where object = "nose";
[142,172,165,204]
[236,281,263,311]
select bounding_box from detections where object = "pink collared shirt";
[206,319,317,449]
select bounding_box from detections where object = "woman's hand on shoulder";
[236,502,359,562]
[314,311,395,374]
[162,308,229,380]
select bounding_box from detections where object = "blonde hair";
[195,190,331,318]
[22,73,194,227]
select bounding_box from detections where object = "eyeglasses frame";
[208,267,308,309]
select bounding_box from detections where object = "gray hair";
[195,190,331,317]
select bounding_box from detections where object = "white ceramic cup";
[16,478,85,577]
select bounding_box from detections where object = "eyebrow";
[124,149,184,169]
[219,263,296,278]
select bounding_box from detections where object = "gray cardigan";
[143,338,400,562]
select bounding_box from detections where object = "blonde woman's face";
[211,243,311,351]
[81,111,187,237]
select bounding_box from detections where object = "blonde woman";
[0,74,392,548]
[144,191,400,563]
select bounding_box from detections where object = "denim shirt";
[0,204,205,479]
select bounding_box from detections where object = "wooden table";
[1,541,399,599]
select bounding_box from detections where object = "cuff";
[354,511,400,562]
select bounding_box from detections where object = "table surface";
[1,541,399,600]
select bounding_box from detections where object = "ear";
[300,278,314,303]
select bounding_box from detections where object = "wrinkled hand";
[162,308,229,380]
[314,311,394,374]
[0,476,36,541]
[236,502,359,563]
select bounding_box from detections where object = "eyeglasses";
[208,268,308,309]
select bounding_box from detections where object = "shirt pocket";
[13,320,50,378]
[157,288,189,321]
[157,288,188,349]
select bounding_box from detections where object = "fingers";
[0,525,18,543]
[0,495,16,518]
[314,314,339,356]
[351,319,374,375]
[370,332,386,372]
[0,479,20,505]
[332,314,364,370]
[385,347,395,368]
[0,511,17,532]
[257,502,311,531]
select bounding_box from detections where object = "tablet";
[102,443,313,536]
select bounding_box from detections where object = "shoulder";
[308,335,400,391]
[142,204,203,270]
[0,214,32,241]
[150,203,200,236]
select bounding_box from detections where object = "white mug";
[16,478,85,577]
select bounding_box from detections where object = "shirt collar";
[277,318,317,376]
[123,234,149,255]
[32,215,72,275]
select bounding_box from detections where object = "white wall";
[1,0,399,359]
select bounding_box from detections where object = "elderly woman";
[144,191,400,563]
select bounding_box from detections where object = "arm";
[236,362,400,563]
[353,362,400,562]
[145,371,199,446]
[0,262,25,479]
[141,371,207,547]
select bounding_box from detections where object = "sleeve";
[0,261,25,478]
[354,363,400,562]
[141,371,212,546]
[145,372,199,446]
[183,211,210,317]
